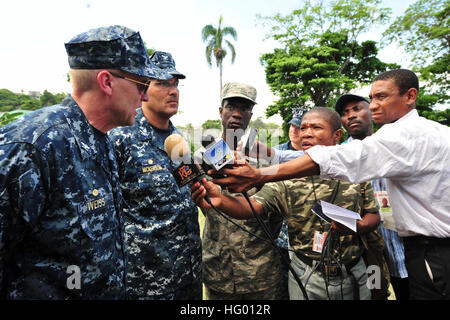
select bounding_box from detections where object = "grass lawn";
[198,208,207,299]
[198,207,205,236]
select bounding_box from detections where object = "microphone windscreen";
[164,134,191,161]
[201,135,216,148]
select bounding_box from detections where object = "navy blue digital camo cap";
[289,107,307,127]
[150,51,186,79]
[65,25,170,80]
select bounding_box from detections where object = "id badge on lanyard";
[312,231,328,253]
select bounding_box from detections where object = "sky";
[0,0,418,126]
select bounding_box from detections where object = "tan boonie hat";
[221,82,257,105]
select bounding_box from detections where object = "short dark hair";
[304,107,342,132]
[374,69,419,95]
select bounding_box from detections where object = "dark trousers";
[172,281,203,300]
[132,281,202,300]
[403,236,450,300]
[390,276,409,300]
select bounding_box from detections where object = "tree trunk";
[219,61,223,97]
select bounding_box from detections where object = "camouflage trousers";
[129,281,202,300]
[288,254,371,300]
[204,282,289,300]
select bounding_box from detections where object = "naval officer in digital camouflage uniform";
[109,51,202,300]
[0,25,168,299]
[192,107,381,300]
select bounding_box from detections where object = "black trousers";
[403,236,450,300]
[390,276,409,300]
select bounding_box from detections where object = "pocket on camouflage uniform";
[138,170,179,204]
[79,191,116,240]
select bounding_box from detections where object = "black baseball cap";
[334,94,370,115]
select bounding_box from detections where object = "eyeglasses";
[153,79,181,89]
[109,71,151,93]
[224,105,253,114]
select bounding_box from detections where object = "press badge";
[312,231,328,253]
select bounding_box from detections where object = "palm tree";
[202,15,237,94]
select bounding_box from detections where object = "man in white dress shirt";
[204,69,450,300]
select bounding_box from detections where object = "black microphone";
[194,135,236,180]
[239,127,258,157]
[201,134,216,148]
[166,134,309,299]
[199,129,257,170]
[202,137,235,171]
[196,129,258,178]
[164,134,211,203]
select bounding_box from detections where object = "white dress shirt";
[306,109,450,238]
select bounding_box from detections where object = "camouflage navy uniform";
[0,25,166,299]
[202,82,288,300]
[253,177,379,300]
[109,51,201,299]
[0,96,127,299]
[109,110,202,300]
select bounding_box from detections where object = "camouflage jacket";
[253,177,379,266]
[202,159,285,294]
[0,95,127,299]
[109,109,201,298]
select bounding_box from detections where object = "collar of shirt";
[395,108,418,124]
[343,136,354,144]
[135,109,178,146]
[63,95,111,162]
[62,95,119,178]
[135,108,187,160]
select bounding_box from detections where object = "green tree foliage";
[200,117,279,131]
[0,111,23,127]
[249,116,279,130]
[258,0,397,135]
[0,89,42,112]
[19,98,40,110]
[248,116,282,147]
[40,90,57,107]
[417,89,450,125]
[0,89,20,112]
[383,0,449,123]
[38,90,65,108]
[178,123,194,130]
[145,44,156,57]
[202,15,237,92]
[201,119,222,129]
[0,88,67,127]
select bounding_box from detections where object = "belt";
[403,235,450,247]
[295,252,360,277]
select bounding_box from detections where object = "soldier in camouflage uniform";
[201,82,288,300]
[0,25,167,299]
[108,51,202,300]
[272,107,307,293]
[192,107,381,300]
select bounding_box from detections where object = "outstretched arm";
[211,153,319,193]
[190,178,265,220]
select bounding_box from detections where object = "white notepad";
[312,200,361,232]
